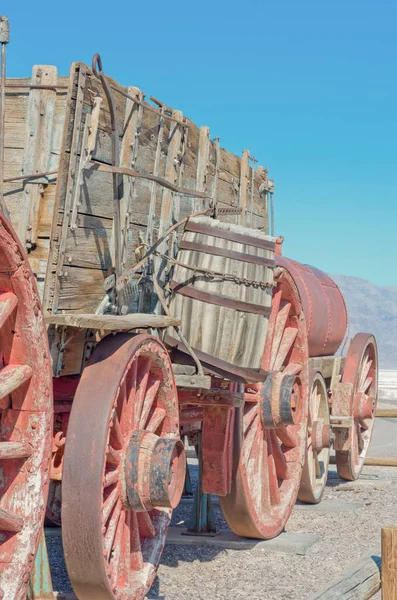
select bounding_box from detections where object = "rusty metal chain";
[148,246,275,290]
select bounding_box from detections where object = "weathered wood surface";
[5,60,272,375]
[382,528,397,600]
[45,313,180,330]
[312,550,381,599]
[169,215,275,370]
[4,71,68,303]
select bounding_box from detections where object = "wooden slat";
[45,313,180,330]
[238,149,250,225]
[312,550,381,599]
[382,528,397,600]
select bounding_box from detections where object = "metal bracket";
[330,415,353,428]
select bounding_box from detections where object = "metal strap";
[185,221,276,252]
[169,280,272,315]
[178,240,276,268]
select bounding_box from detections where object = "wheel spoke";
[277,426,298,448]
[120,512,132,588]
[269,430,288,479]
[102,487,119,525]
[104,469,119,488]
[110,508,126,581]
[0,441,31,459]
[357,426,364,453]
[139,376,161,429]
[130,511,144,571]
[314,451,321,478]
[137,511,156,538]
[146,407,166,433]
[0,364,33,400]
[105,499,122,559]
[273,326,298,372]
[134,358,151,427]
[0,505,23,532]
[110,413,124,450]
[0,291,18,329]
[243,405,258,434]
[362,377,373,394]
[243,414,259,463]
[267,440,281,506]
[359,358,372,392]
[270,302,291,370]
[260,433,271,510]
[107,445,122,466]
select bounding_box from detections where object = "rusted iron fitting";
[122,430,186,512]
[260,371,302,429]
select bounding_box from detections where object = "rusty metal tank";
[275,240,347,357]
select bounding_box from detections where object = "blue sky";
[4,1,396,285]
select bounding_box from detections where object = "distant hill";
[331,274,397,369]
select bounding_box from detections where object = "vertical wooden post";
[238,149,250,226]
[382,527,397,599]
[23,65,58,248]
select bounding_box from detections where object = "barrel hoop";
[170,281,271,315]
[185,221,276,252]
[179,240,276,268]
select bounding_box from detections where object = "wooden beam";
[329,455,397,467]
[382,527,397,600]
[45,313,180,330]
[376,409,397,418]
[312,550,381,599]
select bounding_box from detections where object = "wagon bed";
[4,59,273,376]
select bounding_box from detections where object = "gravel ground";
[47,461,394,600]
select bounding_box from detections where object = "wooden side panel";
[3,71,69,302]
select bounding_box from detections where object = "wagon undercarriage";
[0,17,379,600]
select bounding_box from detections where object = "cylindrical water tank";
[275,255,347,357]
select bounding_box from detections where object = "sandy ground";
[47,373,397,600]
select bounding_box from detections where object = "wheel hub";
[122,430,186,512]
[260,371,302,428]
[311,419,332,452]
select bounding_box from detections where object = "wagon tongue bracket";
[121,430,186,512]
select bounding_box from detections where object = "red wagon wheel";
[62,333,185,600]
[220,268,309,539]
[334,333,378,481]
[0,214,53,600]
[298,372,331,503]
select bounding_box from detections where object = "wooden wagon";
[0,16,378,600]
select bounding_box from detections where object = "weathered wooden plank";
[64,214,113,270]
[382,528,397,600]
[238,149,250,225]
[57,266,105,312]
[312,551,381,600]
[45,313,180,330]
[22,66,58,248]
[51,64,87,313]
